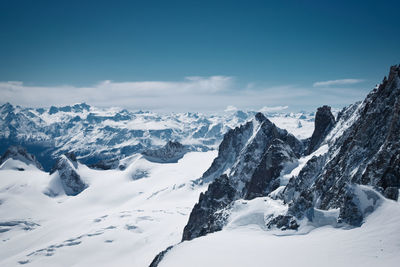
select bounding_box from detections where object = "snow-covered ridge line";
[0,102,315,171]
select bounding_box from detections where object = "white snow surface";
[0,151,217,267]
[160,194,400,267]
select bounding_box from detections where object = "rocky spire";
[306,105,335,154]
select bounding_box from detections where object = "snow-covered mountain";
[151,65,400,266]
[1,66,399,267]
[0,102,314,171]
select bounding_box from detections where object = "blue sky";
[0,0,399,112]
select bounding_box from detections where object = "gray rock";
[50,153,87,196]
[142,141,189,163]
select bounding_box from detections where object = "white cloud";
[224,105,238,112]
[0,76,370,112]
[0,76,234,111]
[258,105,289,113]
[313,79,364,87]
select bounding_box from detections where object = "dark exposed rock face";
[149,246,173,267]
[244,139,297,200]
[182,174,236,241]
[50,153,87,196]
[283,65,400,226]
[142,141,189,163]
[196,120,255,184]
[267,215,299,230]
[88,158,120,170]
[0,146,43,170]
[182,113,303,241]
[306,105,335,154]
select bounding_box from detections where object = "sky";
[0,0,399,112]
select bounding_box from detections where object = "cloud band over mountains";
[313,79,365,87]
[0,76,369,112]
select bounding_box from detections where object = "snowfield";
[159,196,400,267]
[0,151,217,267]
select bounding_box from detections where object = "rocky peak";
[72,102,91,112]
[255,112,267,123]
[306,105,335,154]
[0,146,43,170]
[50,153,87,196]
[182,113,303,241]
[48,103,91,115]
[0,102,14,114]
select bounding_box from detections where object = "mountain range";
[0,65,399,267]
[0,102,314,171]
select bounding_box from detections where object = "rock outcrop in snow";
[49,153,87,196]
[142,141,189,163]
[88,158,120,170]
[0,146,43,170]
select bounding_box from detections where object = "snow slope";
[159,195,400,267]
[0,151,217,267]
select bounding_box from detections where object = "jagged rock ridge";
[282,65,400,227]
[0,146,43,170]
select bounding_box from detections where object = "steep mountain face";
[306,105,335,154]
[0,103,315,171]
[180,65,400,245]
[142,141,189,163]
[0,146,43,170]
[281,65,400,227]
[244,139,298,200]
[48,153,87,196]
[182,113,304,241]
[195,120,255,184]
